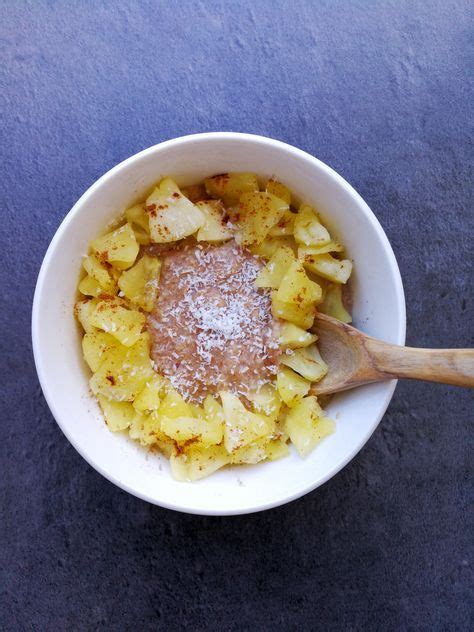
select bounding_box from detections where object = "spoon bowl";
[311,313,474,395]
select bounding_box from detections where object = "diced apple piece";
[129,411,175,455]
[271,292,315,329]
[129,409,158,444]
[318,283,352,323]
[265,179,291,204]
[74,299,99,333]
[234,192,289,246]
[293,205,331,246]
[146,177,204,243]
[204,172,259,206]
[196,200,233,242]
[98,397,136,432]
[91,223,139,270]
[125,203,149,232]
[302,252,353,284]
[170,444,230,481]
[276,260,322,306]
[278,322,317,348]
[280,344,328,382]
[220,391,275,453]
[82,254,116,294]
[203,394,224,423]
[89,299,145,346]
[269,210,295,237]
[118,255,161,312]
[153,434,178,458]
[189,403,205,418]
[161,414,222,446]
[230,441,268,465]
[159,387,194,419]
[90,334,154,401]
[285,396,335,457]
[125,203,151,245]
[78,275,104,297]
[266,438,290,460]
[203,395,225,444]
[82,331,122,372]
[133,373,165,412]
[277,366,311,407]
[255,246,295,289]
[298,243,344,261]
[247,383,281,421]
[250,236,297,259]
[181,182,208,203]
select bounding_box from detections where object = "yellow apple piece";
[161,413,223,446]
[276,366,311,407]
[298,243,344,260]
[280,344,328,382]
[125,203,151,245]
[234,191,289,246]
[266,438,291,460]
[196,200,233,242]
[89,298,145,346]
[78,275,104,298]
[146,177,204,243]
[255,246,295,289]
[247,382,282,421]
[204,172,259,206]
[302,252,353,284]
[82,254,116,294]
[318,283,352,323]
[159,387,194,419]
[82,331,122,372]
[181,182,208,203]
[74,298,99,333]
[293,205,331,246]
[284,396,335,457]
[91,223,139,270]
[170,444,230,481]
[220,391,275,453]
[276,260,322,306]
[118,255,161,312]
[265,179,291,204]
[250,235,297,259]
[278,322,317,348]
[133,373,166,412]
[271,292,315,329]
[89,334,154,402]
[98,397,137,432]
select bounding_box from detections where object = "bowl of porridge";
[32,133,405,515]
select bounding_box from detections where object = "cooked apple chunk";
[146,178,204,243]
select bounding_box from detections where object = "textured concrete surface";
[1,1,473,630]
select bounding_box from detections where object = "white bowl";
[32,132,406,515]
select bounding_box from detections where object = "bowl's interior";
[33,133,405,515]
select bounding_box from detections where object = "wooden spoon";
[310,313,474,396]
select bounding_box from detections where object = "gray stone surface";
[1,1,472,630]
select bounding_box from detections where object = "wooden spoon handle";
[364,339,474,387]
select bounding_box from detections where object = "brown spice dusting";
[106,375,116,385]
[174,437,200,455]
[98,251,109,264]
[146,241,280,403]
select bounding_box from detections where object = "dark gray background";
[1,1,472,630]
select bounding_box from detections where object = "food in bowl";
[74,172,353,481]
